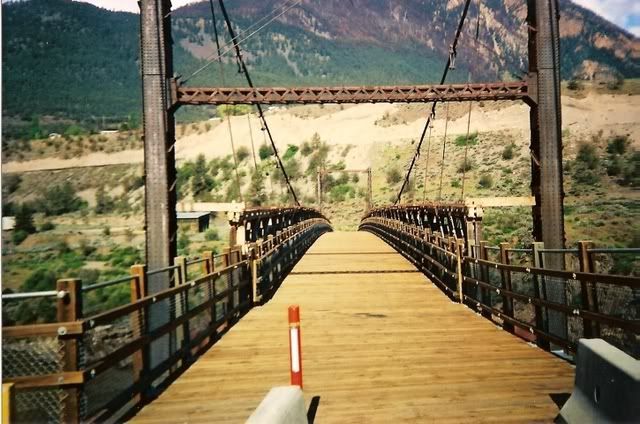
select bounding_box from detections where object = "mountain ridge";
[2,0,638,134]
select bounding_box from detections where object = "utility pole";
[527,0,566,342]
[140,0,177,372]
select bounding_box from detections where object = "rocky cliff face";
[176,0,640,81]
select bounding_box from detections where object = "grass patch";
[454,132,478,147]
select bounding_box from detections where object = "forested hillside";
[2,0,638,139]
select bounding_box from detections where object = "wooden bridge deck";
[132,232,574,423]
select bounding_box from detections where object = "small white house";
[2,216,16,231]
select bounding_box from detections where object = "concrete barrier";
[559,338,639,423]
[246,386,307,424]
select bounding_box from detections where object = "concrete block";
[559,338,640,423]
[246,386,307,424]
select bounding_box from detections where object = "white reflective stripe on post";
[290,328,300,372]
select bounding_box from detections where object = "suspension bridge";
[2,0,639,423]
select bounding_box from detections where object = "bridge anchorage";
[2,0,639,423]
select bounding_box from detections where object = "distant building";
[2,216,16,231]
[177,212,211,233]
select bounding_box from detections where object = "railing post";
[252,242,262,305]
[499,243,515,333]
[578,241,599,338]
[174,256,190,362]
[478,241,491,318]
[198,250,217,346]
[130,264,148,406]
[532,242,550,350]
[456,239,465,303]
[3,383,15,424]
[56,278,82,424]
[201,251,214,275]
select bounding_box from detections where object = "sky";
[44,0,640,37]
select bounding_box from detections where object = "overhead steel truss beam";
[174,81,529,106]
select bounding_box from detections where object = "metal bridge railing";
[2,213,331,423]
[359,216,640,360]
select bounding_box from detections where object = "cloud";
[572,0,640,34]
[66,0,640,36]
[71,0,199,13]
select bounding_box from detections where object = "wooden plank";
[4,372,84,389]
[1,321,84,338]
[131,232,574,423]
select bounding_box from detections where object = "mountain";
[2,0,638,136]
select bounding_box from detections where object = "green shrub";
[236,146,250,162]
[283,144,299,161]
[108,246,142,268]
[457,158,474,173]
[246,168,268,206]
[573,142,601,186]
[576,143,599,169]
[306,141,330,175]
[386,168,402,184]
[14,204,35,234]
[191,154,215,199]
[102,226,111,236]
[607,135,628,155]
[454,131,478,147]
[502,143,515,160]
[567,79,582,90]
[12,229,28,245]
[300,141,313,156]
[3,174,21,195]
[79,239,96,258]
[259,144,274,160]
[95,186,115,214]
[621,151,640,187]
[35,182,86,216]
[329,184,355,202]
[40,221,56,231]
[478,174,493,189]
[178,232,190,254]
[204,228,219,241]
[606,156,623,176]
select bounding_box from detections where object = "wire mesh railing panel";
[3,333,68,423]
[15,387,67,424]
[510,272,536,327]
[83,315,138,365]
[82,356,135,419]
[600,322,639,359]
[3,335,64,377]
[596,282,638,357]
[590,252,638,276]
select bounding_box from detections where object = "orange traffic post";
[288,305,303,388]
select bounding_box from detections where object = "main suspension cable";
[184,0,303,84]
[395,0,472,204]
[217,0,300,206]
